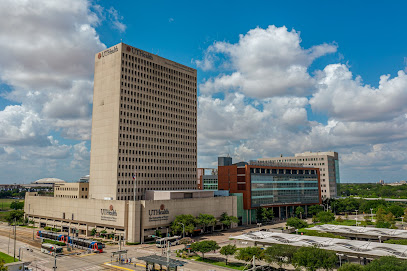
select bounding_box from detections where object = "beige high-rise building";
[258,151,340,199]
[89,43,197,200]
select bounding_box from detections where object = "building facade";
[197,168,218,190]
[218,158,321,222]
[89,43,197,201]
[54,182,89,199]
[25,192,237,243]
[258,152,340,199]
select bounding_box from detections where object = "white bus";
[41,243,63,256]
[155,236,180,248]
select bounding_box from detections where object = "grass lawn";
[0,211,9,222]
[194,256,247,270]
[0,251,17,264]
[0,199,24,211]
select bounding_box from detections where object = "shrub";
[286,217,308,229]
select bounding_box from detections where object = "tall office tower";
[89,43,197,200]
[258,151,340,199]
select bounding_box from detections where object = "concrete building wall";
[54,182,89,199]
[89,44,122,200]
[25,193,236,243]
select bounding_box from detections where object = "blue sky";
[0,0,406,184]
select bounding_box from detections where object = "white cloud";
[70,141,90,169]
[0,105,48,146]
[198,25,337,98]
[107,7,126,32]
[311,64,407,121]
[0,0,124,182]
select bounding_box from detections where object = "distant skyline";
[0,0,406,184]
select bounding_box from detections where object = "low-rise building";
[54,182,89,199]
[24,190,237,243]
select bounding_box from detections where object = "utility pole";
[53,246,57,270]
[119,233,122,251]
[67,226,70,251]
[13,218,16,262]
[8,226,11,254]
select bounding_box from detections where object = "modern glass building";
[218,158,322,223]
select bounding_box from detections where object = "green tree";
[190,240,220,259]
[5,210,24,224]
[364,256,407,271]
[90,228,97,236]
[170,214,197,235]
[316,211,335,223]
[338,263,365,271]
[219,212,239,229]
[295,207,305,218]
[257,208,274,222]
[235,246,264,262]
[286,217,308,229]
[219,244,237,265]
[292,246,337,271]
[197,214,216,233]
[376,207,386,223]
[388,205,404,218]
[10,201,24,210]
[308,205,324,215]
[263,244,297,268]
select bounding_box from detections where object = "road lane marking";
[78,253,97,257]
[104,261,146,270]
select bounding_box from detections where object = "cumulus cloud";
[197,25,407,182]
[0,0,124,182]
[198,25,337,98]
[311,64,407,121]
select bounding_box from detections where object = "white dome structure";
[33,178,66,184]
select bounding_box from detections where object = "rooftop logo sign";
[126,45,154,60]
[98,46,119,59]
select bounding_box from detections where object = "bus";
[41,243,63,256]
[156,236,180,248]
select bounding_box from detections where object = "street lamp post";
[402,217,404,229]
[370,208,374,222]
[336,253,344,267]
[257,223,262,231]
[355,210,359,226]
[178,222,185,238]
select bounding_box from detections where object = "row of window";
[120,92,196,113]
[121,73,196,96]
[122,53,197,81]
[250,168,317,175]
